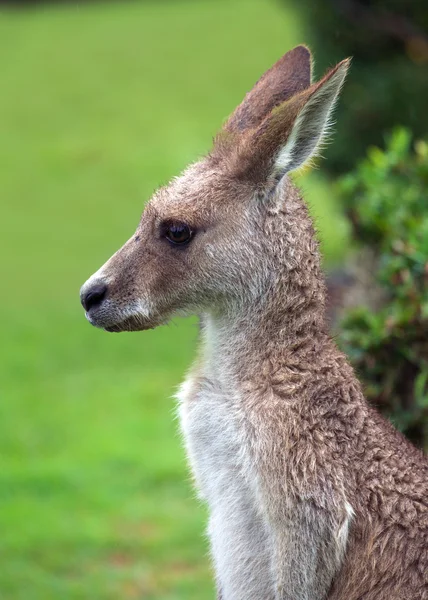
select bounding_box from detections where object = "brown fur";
[204,179,428,598]
[224,45,312,133]
[81,47,428,599]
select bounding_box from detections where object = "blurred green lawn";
[0,1,349,598]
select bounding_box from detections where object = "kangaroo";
[80,46,428,600]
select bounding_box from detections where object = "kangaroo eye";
[163,222,194,246]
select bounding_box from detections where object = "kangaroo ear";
[224,45,312,133]
[218,58,350,184]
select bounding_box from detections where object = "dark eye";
[163,222,194,246]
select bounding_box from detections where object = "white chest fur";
[177,375,244,501]
[176,374,275,600]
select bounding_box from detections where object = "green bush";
[338,128,428,449]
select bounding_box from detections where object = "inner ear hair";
[273,59,350,176]
[216,58,350,184]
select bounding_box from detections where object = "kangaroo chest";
[177,373,275,599]
[177,375,250,504]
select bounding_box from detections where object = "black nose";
[81,283,107,312]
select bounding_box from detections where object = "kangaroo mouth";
[85,306,161,333]
[103,313,162,333]
[83,293,166,333]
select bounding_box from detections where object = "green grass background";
[0,1,349,598]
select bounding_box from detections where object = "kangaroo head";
[80,46,349,332]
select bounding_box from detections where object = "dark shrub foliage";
[337,128,428,449]
[295,0,428,173]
